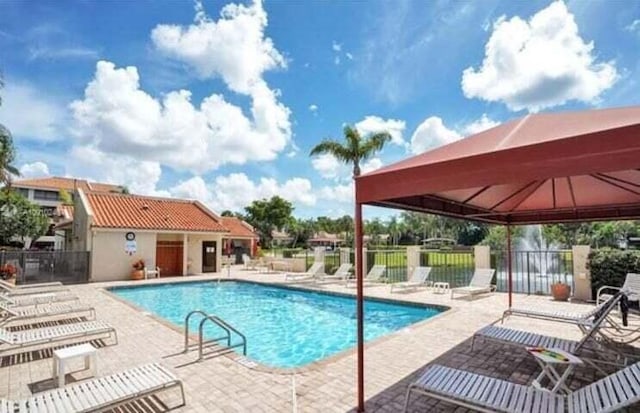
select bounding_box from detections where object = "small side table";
[52,344,97,388]
[432,282,450,294]
[526,346,582,394]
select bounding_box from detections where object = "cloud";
[462,114,500,135]
[345,52,353,60]
[0,81,66,141]
[151,0,286,94]
[332,41,342,52]
[355,116,406,146]
[362,157,383,174]
[311,154,382,180]
[29,47,98,61]
[319,183,353,204]
[170,173,316,212]
[308,104,318,113]
[410,114,500,154]
[626,19,640,34]
[410,117,461,154]
[19,161,50,178]
[462,1,618,112]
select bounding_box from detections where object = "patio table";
[526,346,583,394]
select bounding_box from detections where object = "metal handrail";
[184,310,247,361]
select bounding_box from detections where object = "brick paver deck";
[1,267,638,412]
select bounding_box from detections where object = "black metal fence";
[491,250,574,295]
[0,250,90,285]
[419,249,475,288]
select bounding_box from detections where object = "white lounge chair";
[450,268,495,300]
[0,290,78,306]
[0,279,69,296]
[403,362,640,413]
[317,263,352,283]
[597,273,640,304]
[346,265,387,287]
[0,362,185,412]
[391,266,432,293]
[284,262,324,281]
[0,301,95,326]
[502,293,616,325]
[0,320,117,357]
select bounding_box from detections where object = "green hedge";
[587,249,640,293]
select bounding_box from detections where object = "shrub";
[587,249,640,293]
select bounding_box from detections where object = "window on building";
[34,190,59,201]
[14,188,29,198]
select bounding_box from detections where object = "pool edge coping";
[100,278,456,375]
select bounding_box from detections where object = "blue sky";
[0,0,638,219]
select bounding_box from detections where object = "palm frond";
[359,132,392,159]
[343,125,361,153]
[309,139,353,163]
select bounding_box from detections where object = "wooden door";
[156,241,183,277]
[202,241,217,273]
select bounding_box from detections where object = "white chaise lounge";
[0,290,78,307]
[391,266,432,293]
[0,363,185,412]
[0,320,117,357]
[450,268,495,300]
[346,265,387,287]
[0,279,69,296]
[597,273,640,304]
[317,263,352,283]
[0,301,95,326]
[284,262,324,282]
[403,362,640,413]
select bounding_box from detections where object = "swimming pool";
[110,281,445,368]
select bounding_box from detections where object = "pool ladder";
[183,310,247,362]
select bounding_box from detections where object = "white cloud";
[151,0,286,94]
[410,117,461,154]
[410,114,500,154]
[65,146,166,197]
[462,114,500,135]
[461,1,618,112]
[29,47,98,61]
[626,19,640,34]
[362,157,383,174]
[308,104,318,113]
[319,183,353,204]
[334,56,341,65]
[355,115,406,147]
[170,173,316,212]
[311,154,348,179]
[332,41,342,52]
[19,161,50,178]
[0,81,65,141]
[345,52,354,60]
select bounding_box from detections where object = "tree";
[0,190,48,247]
[0,77,19,186]
[59,189,73,205]
[310,125,391,178]
[244,196,294,248]
[480,225,524,251]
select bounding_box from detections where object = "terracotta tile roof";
[221,217,258,239]
[57,205,74,220]
[13,177,123,193]
[86,193,228,232]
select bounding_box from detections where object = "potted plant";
[0,264,17,285]
[131,258,145,280]
[550,274,571,301]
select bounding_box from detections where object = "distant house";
[220,216,259,263]
[308,231,344,249]
[11,176,125,249]
[271,230,293,247]
[71,190,229,282]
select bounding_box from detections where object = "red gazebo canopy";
[357,105,640,224]
[352,105,640,412]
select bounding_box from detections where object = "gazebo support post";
[355,202,365,412]
[507,224,513,308]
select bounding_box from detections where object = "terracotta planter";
[131,269,145,280]
[551,283,571,301]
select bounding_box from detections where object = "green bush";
[587,249,640,292]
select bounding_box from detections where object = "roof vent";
[141,204,150,210]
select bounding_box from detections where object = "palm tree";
[310,125,391,178]
[0,77,19,187]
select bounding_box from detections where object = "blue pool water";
[110,281,444,368]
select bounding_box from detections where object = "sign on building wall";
[125,232,137,255]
